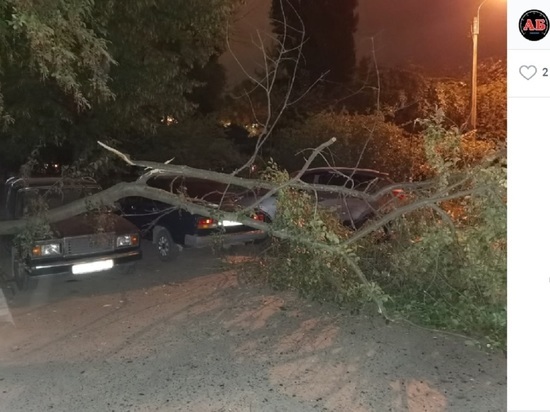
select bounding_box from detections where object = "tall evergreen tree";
[271,0,358,86]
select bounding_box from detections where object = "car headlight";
[32,243,61,256]
[116,234,139,248]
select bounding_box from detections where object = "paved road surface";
[0,242,506,411]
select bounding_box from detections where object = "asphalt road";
[0,242,506,411]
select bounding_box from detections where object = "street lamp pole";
[470,0,488,132]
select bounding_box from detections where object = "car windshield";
[15,185,101,218]
[147,176,247,203]
[299,171,386,191]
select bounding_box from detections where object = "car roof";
[5,176,99,190]
[291,167,389,178]
[139,174,218,187]
[140,173,224,192]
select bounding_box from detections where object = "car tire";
[154,227,177,262]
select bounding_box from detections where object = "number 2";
[544,68,548,77]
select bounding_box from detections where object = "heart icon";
[520,65,537,80]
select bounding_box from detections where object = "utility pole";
[471,14,480,132]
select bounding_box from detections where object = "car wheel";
[344,218,367,231]
[155,227,177,262]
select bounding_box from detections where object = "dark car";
[0,177,142,291]
[118,174,267,261]
[247,167,405,229]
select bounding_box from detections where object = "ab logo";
[519,9,549,41]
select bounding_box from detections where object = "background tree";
[0,0,238,175]
[189,55,228,115]
[0,0,114,175]
[270,0,358,88]
[0,0,113,112]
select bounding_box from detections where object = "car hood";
[50,213,139,238]
[241,195,379,223]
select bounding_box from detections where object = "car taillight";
[253,213,265,222]
[197,217,218,229]
[392,189,406,200]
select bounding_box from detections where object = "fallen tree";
[0,137,501,315]
[0,1,506,338]
[0,138,490,237]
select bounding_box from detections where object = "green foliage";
[14,218,52,258]
[270,111,425,180]
[125,116,247,172]
[2,0,113,110]
[360,114,506,347]
[351,62,433,121]
[0,0,239,173]
[100,0,237,132]
[362,194,505,346]
[415,109,462,187]
[253,162,389,309]
[476,60,507,141]
[428,59,506,142]
[349,59,506,142]
[249,113,505,348]
[415,108,500,182]
[12,193,54,258]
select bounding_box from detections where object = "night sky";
[221,0,507,85]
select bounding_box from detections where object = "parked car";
[0,177,142,291]
[117,174,267,261]
[246,167,405,230]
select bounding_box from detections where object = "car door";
[300,171,332,201]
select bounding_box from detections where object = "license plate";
[220,220,243,227]
[72,259,114,275]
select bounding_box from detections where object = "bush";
[427,59,506,142]
[361,113,506,347]
[126,115,247,172]
[361,188,506,347]
[249,112,506,349]
[270,112,426,181]
[267,110,498,182]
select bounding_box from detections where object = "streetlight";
[470,0,488,132]
[470,0,503,132]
